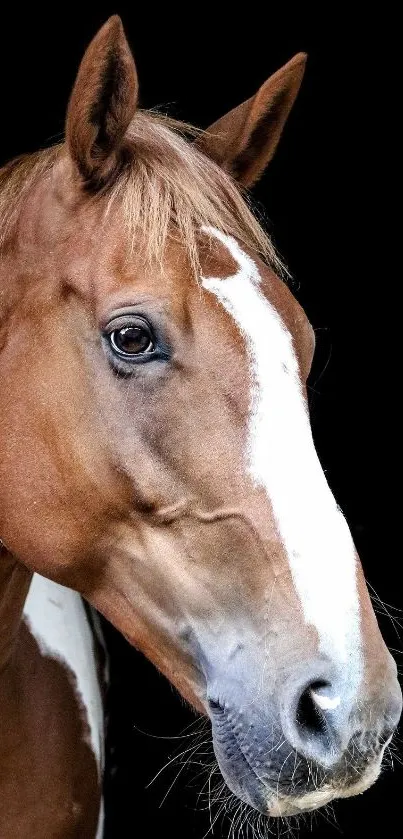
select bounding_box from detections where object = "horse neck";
[0,543,32,673]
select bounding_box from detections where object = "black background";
[1,4,401,837]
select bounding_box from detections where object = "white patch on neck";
[201,228,361,676]
[23,574,104,838]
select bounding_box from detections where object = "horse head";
[0,16,400,819]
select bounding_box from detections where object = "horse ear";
[66,16,138,189]
[196,53,307,188]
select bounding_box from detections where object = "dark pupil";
[114,326,152,355]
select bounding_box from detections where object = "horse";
[0,15,401,838]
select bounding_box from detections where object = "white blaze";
[201,228,361,674]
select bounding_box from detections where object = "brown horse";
[0,15,401,837]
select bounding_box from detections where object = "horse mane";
[0,110,285,276]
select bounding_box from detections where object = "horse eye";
[109,325,155,357]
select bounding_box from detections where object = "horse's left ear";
[196,53,307,188]
[66,16,138,189]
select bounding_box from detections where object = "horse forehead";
[197,234,240,278]
[197,233,313,365]
[62,231,240,328]
[47,205,310,358]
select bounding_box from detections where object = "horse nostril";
[284,678,348,767]
[296,682,330,737]
[208,697,224,713]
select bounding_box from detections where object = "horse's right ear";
[66,16,138,189]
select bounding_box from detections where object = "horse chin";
[267,753,384,818]
[268,787,336,817]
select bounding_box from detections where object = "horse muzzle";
[206,654,402,817]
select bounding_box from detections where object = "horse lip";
[268,748,386,817]
[269,787,335,817]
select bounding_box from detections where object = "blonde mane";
[0,110,285,276]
